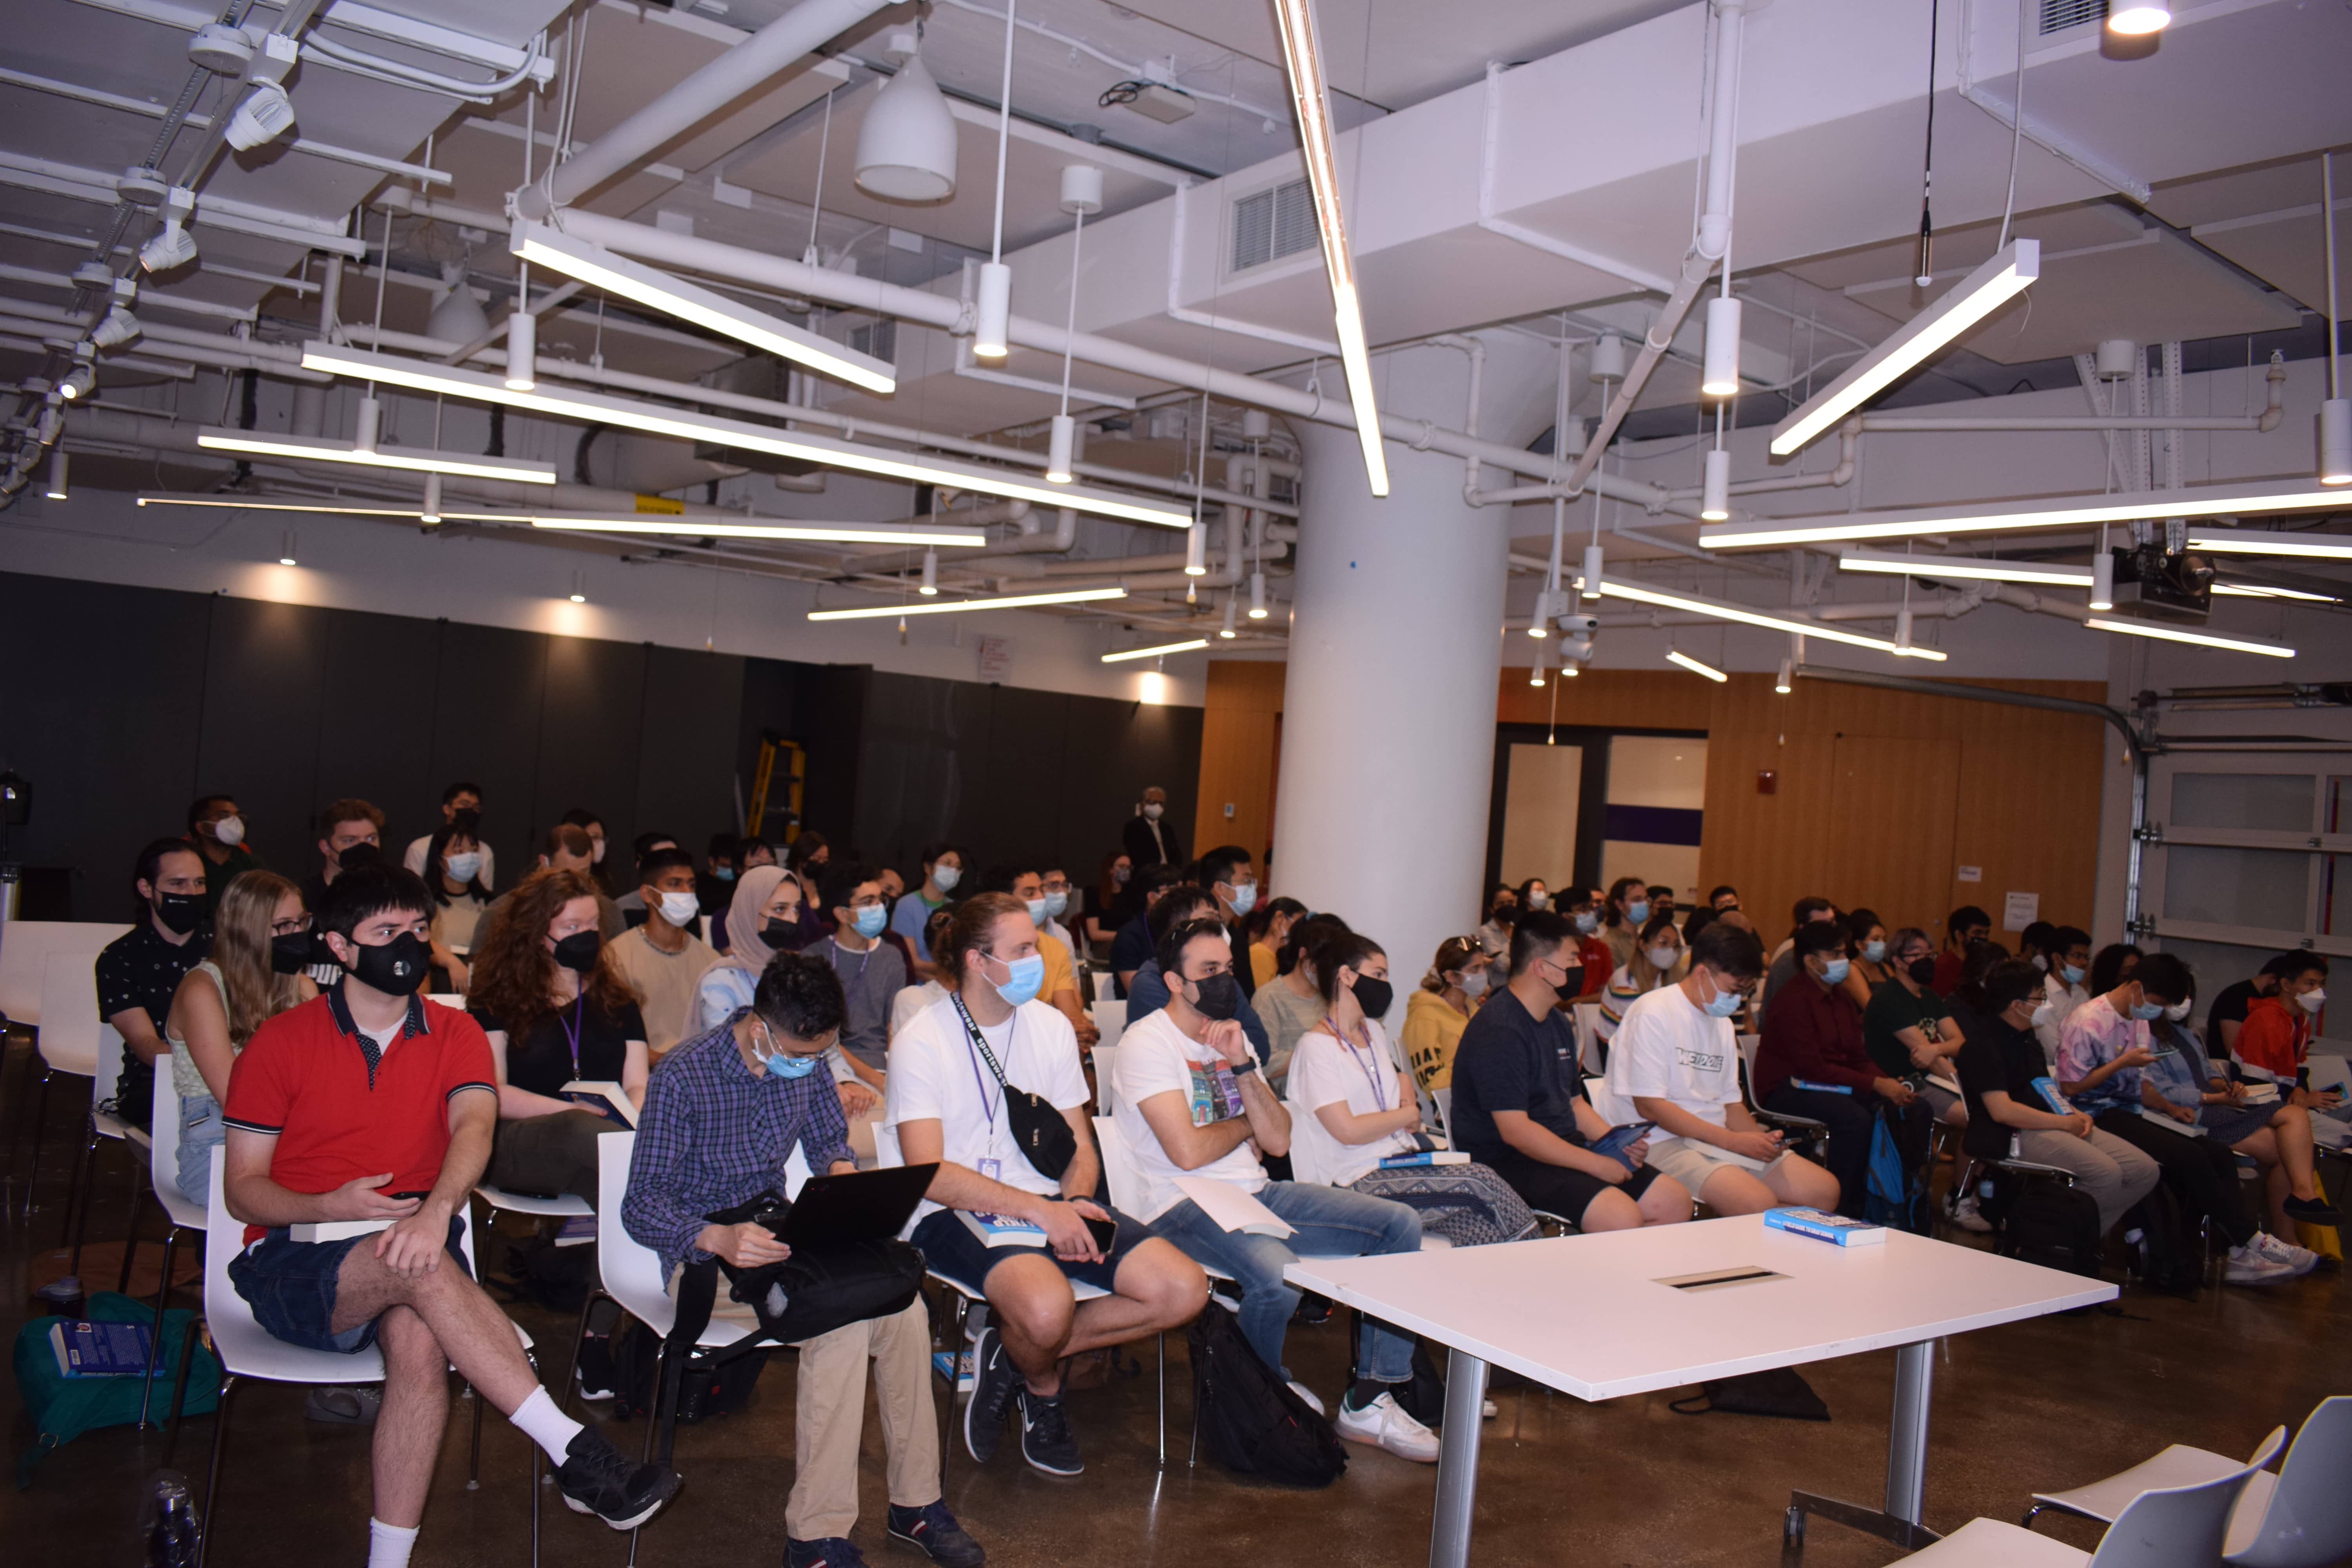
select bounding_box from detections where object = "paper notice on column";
[2002,891,2039,930]
[1173,1176,1295,1237]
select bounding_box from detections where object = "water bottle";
[143,1470,201,1568]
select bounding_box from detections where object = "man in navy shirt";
[1109,864,1181,995]
[1448,911,1690,1232]
[1121,886,1272,1066]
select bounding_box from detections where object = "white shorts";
[1648,1138,1773,1194]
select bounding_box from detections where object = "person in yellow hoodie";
[1403,936,1493,1093]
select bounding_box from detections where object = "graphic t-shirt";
[1109,1007,1267,1221]
[1601,983,1739,1147]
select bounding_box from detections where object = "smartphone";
[386,1191,433,1202]
[1083,1213,1118,1253]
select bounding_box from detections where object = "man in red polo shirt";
[222,863,681,1565]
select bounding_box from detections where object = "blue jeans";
[177,1092,222,1207]
[1149,1181,1421,1383]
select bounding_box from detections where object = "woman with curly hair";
[164,869,316,1202]
[467,866,649,1206]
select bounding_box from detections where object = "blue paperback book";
[1763,1207,1887,1247]
[51,1319,155,1376]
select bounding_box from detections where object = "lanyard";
[950,992,1016,1133]
[1325,1018,1387,1111]
[831,935,877,989]
[555,994,586,1076]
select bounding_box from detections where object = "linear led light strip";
[511,222,896,396]
[1272,0,1387,497]
[2084,616,2296,658]
[806,586,1126,621]
[1701,479,2350,550]
[1838,548,2091,587]
[1594,574,1947,660]
[1770,240,2039,457]
[2212,583,2337,603]
[2185,530,2352,559]
[530,515,989,547]
[1665,649,1728,682]
[1102,637,1209,663]
[195,428,559,484]
[298,342,1196,530]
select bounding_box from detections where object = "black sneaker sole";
[561,1470,684,1531]
[1018,1400,1085,1477]
[963,1331,1012,1465]
[887,1521,987,1568]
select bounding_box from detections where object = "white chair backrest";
[1091,1043,1120,1115]
[872,1118,904,1169]
[1091,969,1117,1004]
[1433,1085,1454,1140]
[1735,1031,1763,1104]
[37,949,112,1076]
[1094,1115,1143,1216]
[205,1155,390,1380]
[150,1048,188,1186]
[2091,1426,2285,1568]
[1573,1001,1602,1045]
[0,920,131,1027]
[1091,999,1126,1051]
[2304,1055,2351,1101]
[594,1129,680,1338]
[784,1140,813,1198]
[90,1000,129,1095]
[2236,1397,2352,1568]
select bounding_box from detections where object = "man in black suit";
[1120,785,1184,872]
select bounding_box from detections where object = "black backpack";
[610,1319,768,1425]
[1991,1171,2103,1278]
[1185,1301,1347,1487]
[2122,1181,2201,1294]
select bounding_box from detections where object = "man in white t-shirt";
[1603,921,1841,1217]
[889,893,1204,1479]
[2031,925,2093,1066]
[1111,918,1437,1462]
[401,780,494,890]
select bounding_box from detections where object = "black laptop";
[774,1162,940,1248]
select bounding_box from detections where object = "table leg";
[1883,1339,1933,1526]
[1428,1348,1490,1568]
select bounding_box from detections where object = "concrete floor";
[5,1035,2346,1568]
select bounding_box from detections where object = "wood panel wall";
[1198,658,2109,944]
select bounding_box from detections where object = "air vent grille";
[1231,178,1317,272]
[2040,0,2106,34]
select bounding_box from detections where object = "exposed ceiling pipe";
[1858,366,2285,434]
[1561,0,1744,493]
[517,0,892,212]
[1665,421,1858,502]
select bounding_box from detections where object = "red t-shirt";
[2235,995,2311,1083]
[222,987,495,1243]
[1575,935,1613,1000]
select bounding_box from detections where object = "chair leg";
[557,1289,606,1420]
[118,1174,148,1295]
[163,1313,204,1470]
[1156,1330,1167,1470]
[20,1065,54,1214]
[194,1372,240,1568]
[138,1225,181,1429]
[2022,1503,2046,1530]
[64,1115,102,1270]
[468,1380,484,1490]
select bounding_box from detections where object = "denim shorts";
[911,1204,1152,1296]
[227,1215,470,1355]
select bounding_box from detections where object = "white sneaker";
[1334,1391,1441,1463]
[1285,1381,1326,1416]
[1948,1194,1993,1234]
[2224,1245,2297,1285]
[1482,1397,1498,1419]
[2252,1231,2319,1275]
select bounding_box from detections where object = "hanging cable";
[1915,0,1939,285]
[989,2,1016,264]
[1995,0,2028,251]
[804,89,834,266]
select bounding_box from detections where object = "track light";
[808,586,1125,621]
[504,310,535,392]
[1184,524,1207,576]
[1580,544,1604,601]
[420,472,441,524]
[973,262,1011,359]
[91,307,140,348]
[1103,637,1209,663]
[2085,615,2294,658]
[2089,552,2116,612]
[57,363,93,400]
[1701,296,1742,398]
[278,529,298,566]
[1046,414,1076,483]
[139,216,196,274]
[1666,649,1728,683]
[853,47,959,203]
[1247,570,1269,619]
[1701,478,2348,550]
[43,448,67,501]
[1700,449,1731,521]
[1775,657,1793,695]
[2106,3,2172,34]
[1770,240,2038,456]
[919,550,938,595]
[2321,399,2351,486]
[1220,595,1237,638]
[224,79,296,151]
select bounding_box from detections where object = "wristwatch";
[1230,1056,1260,1077]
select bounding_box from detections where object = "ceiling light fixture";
[2106,3,2172,34]
[1700,296,1741,398]
[919,549,938,594]
[1046,163,1101,483]
[568,570,587,604]
[529,515,989,547]
[1045,415,1077,483]
[853,33,959,202]
[1185,524,1207,577]
[512,222,896,394]
[1220,595,1237,638]
[197,426,561,485]
[2085,615,2294,658]
[1103,637,1209,663]
[1595,573,1947,660]
[1580,544,1604,602]
[420,472,442,524]
[299,342,1195,528]
[807,586,1125,621]
[504,310,535,392]
[970,3,1021,360]
[43,448,67,501]
[352,394,381,453]
[1702,478,2348,550]
[2089,551,2116,611]
[2182,529,2352,560]
[1247,570,1269,619]
[1838,548,2092,587]
[2211,582,2336,602]
[58,362,93,400]
[426,267,488,344]
[137,493,427,518]
[1666,648,1728,683]
[1700,448,1731,521]
[224,79,297,151]
[1273,0,1388,496]
[1769,239,2039,456]
[2321,151,2347,483]
[138,187,197,273]
[278,528,298,566]
[1774,657,1793,695]
[91,306,140,348]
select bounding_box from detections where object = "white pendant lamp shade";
[1700,448,1732,521]
[427,277,489,344]
[973,261,1012,359]
[2321,398,2352,486]
[1589,332,1627,383]
[854,55,959,203]
[421,471,442,523]
[352,393,382,453]
[1701,296,1742,397]
[1046,414,1076,483]
[1248,570,1268,619]
[1581,544,1604,601]
[2107,2,2171,33]
[1060,164,1104,216]
[1184,522,1207,576]
[44,447,67,501]
[1220,595,1237,638]
[505,310,536,392]
[919,549,938,595]
[2090,550,2116,611]
[1775,657,1793,694]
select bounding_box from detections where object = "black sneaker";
[2284,1194,2345,1227]
[1290,1292,1333,1326]
[887,1501,986,1568]
[1017,1388,1084,1477]
[555,1428,684,1531]
[573,1336,619,1402]
[962,1327,1018,1465]
[787,1538,870,1568]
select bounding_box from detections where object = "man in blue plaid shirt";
[624,952,984,1568]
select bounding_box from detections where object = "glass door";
[2141,756,2352,996]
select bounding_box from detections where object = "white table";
[1284,1215,2114,1567]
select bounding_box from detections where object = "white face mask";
[1645,945,1679,971]
[1525,890,1548,910]
[589,837,606,864]
[931,864,961,893]
[2163,1000,2191,1022]
[1457,968,1489,998]
[212,814,245,847]
[2298,987,2327,1013]
[444,850,483,884]
[656,889,700,927]
[1142,801,1164,820]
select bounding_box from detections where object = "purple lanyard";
[951,993,1013,1132]
[1326,1018,1387,1111]
[833,936,876,989]
[555,995,586,1076]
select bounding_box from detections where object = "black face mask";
[153,891,203,936]
[269,931,314,976]
[1551,962,1583,1001]
[335,840,381,871]
[1352,976,1395,1018]
[761,917,800,947]
[1906,956,1938,988]
[552,930,603,972]
[345,931,429,996]
[1188,972,1243,1021]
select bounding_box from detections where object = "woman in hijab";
[694,866,877,1123]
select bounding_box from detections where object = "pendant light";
[2106,3,2171,34]
[421,472,442,524]
[43,447,67,501]
[1248,570,1269,619]
[1700,447,1732,521]
[1220,595,1237,639]
[1048,164,1102,481]
[971,4,1020,359]
[2321,152,2348,485]
[919,549,938,595]
[504,308,536,392]
[426,265,489,345]
[1700,296,1742,397]
[2089,549,2116,612]
[853,31,959,202]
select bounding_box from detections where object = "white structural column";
[1272,343,1515,1018]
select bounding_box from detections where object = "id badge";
[978,1157,1002,1183]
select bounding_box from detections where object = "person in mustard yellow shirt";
[1402,936,1493,1093]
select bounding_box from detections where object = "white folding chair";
[1090,998,1127,1051]
[2027,1399,2351,1567]
[189,1158,540,1567]
[134,1053,211,1425]
[62,975,149,1281]
[1733,1029,1831,1146]
[1889,1427,2283,1568]
[1090,1042,1121,1116]
[1573,1001,1604,1074]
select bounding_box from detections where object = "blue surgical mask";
[715,866,737,882]
[2029,952,2046,971]
[1626,900,1650,924]
[1573,911,1597,933]
[1822,957,1851,984]
[1227,883,1258,917]
[2060,963,2085,986]
[759,1025,822,1080]
[2129,1000,2164,1022]
[1702,984,1744,1018]
[1862,940,1887,964]
[1024,897,1049,924]
[992,952,1046,1008]
[853,904,887,939]
[1042,889,1069,918]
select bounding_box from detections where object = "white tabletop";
[1283,1216,2115,1401]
